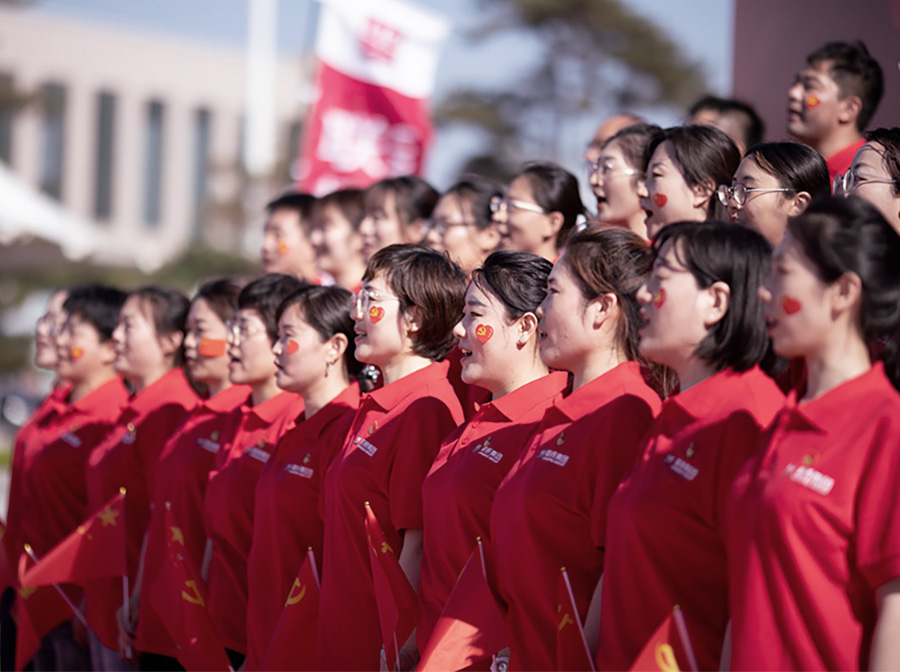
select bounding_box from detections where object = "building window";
[0,73,14,165]
[142,100,165,227]
[93,92,116,220]
[192,108,212,236]
[40,82,66,199]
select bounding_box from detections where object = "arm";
[397,529,424,670]
[584,575,603,657]
[870,578,900,670]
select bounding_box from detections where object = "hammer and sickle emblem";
[557,612,575,632]
[654,643,680,671]
[380,541,393,554]
[181,580,205,607]
[285,578,307,606]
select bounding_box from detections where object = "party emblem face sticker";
[198,338,227,358]
[781,296,802,315]
[368,306,385,323]
[475,324,494,344]
[285,339,300,355]
[652,288,667,309]
[277,241,290,255]
[70,346,84,360]
[653,193,668,208]
[805,94,820,109]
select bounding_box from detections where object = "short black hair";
[689,95,765,149]
[863,127,900,196]
[266,192,316,224]
[652,221,774,374]
[443,175,503,232]
[365,176,439,226]
[471,250,553,321]
[806,41,884,131]
[130,285,191,366]
[63,284,128,341]
[745,142,831,200]
[238,274,307,342]
[516,161,585,250]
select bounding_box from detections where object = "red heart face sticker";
[368,306,385,323]
[781,296,802,315]
[653,193,668,208]
[285,339,300,355]
[277,241,290,255]
[652,288,667,309]
[198,338,227,358]
[70,346,84,360]
[805,95,820,109]
[474,324,494,344]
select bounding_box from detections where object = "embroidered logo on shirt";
[121,429,136,445]
[61,432,82,448]
[285,463,314,479]
[355,435,378,457]
[664,454,699,481]
[246,446,271,463]
[367,420,379,435]
[473,437,503,464]
[784,463,834,496]
[196,436,220,454]
[537,448,569,467]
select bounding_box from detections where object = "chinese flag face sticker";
[70,346,84,360]
[653,193,668,208]
[781,296,802,315]
[285,339,300,355]
[368,306,385,323]
[805,94,820,109]
[198,338,227,358]
[652,288,667,309]
[277,241,290,255]
[475,324,494,344]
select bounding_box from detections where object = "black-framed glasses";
[716,184,793,207]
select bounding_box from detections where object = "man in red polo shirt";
[786,41,883,185]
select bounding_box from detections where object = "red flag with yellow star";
[15,552,74,671]
[556,567,595,671]
[20,490,126,588]
[259,548,320,670]
[149,504,232,672]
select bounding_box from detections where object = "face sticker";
[653,193,668,208]
[198,338,227,358]
[70,346,84,360]
[277,241,290,255]
[285,339,300,355]
[805,94,820,109]
[368,306,385,323]
[781,296,802,315]
[652,288,667,309]
[475,324,494,344]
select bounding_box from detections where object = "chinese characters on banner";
[297,0,450,195]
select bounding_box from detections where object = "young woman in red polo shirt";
[596,222,784,671]
[490,228,664,670]
[317,244,466,671]
[115,278,247,670]
[726,196,900,670]
[245,286,362,670]
[84,286,199,671]
[417,250,567,656]
[202,274,305,669]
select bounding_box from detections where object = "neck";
[334,259,367,292]
[491,350,549,400]
[625,213,650,241]
[572,347,626,392]
[380,353,432,387]
[302,374,351,419]
[533,241,559,264]
[69,368,116,403]
[250,377,281,407]
[206,378,232,399]
[675,357,716,392]
[810,128,862,161]
[802,331,871,401]
[130,363,171,394]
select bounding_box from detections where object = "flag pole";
[307,547,320,589]
[22,544,89,628]
[672,605,699,672]
[122,575,132,659]
[561,567,596,672]
[476,537,487,578]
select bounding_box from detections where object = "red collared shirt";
[491,361,661,670]
[84,368,199,651]
[245,384,360,671]
[417,371,568,651]
[444,348,491,420]
[317,361,464,671]
[727,363,900,670]
[135,384,251,657]
[597,366,783,672]
[204,391,304,654]
[827,138,866,187]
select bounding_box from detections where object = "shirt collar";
[128,368,197,417]
[298,383,361,439]
[365,360,450,411]
[555,361,644,421]
[826,138,866,178]
[203,385,252,414]
[69,376,129,416]
[240,390,302,424]
[786,362,889,432]
[478,371,569,422]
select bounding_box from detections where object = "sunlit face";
[183,297,230,387]
[728,156,797,245]
[309,203,364,279]
[112,296,171,382]
[359,191,408,260]
[260,207,317,280]
[56,313,114,384]
[350,274,408,369]
[34,290,67,371]
[636,241,719,371]
[536,256,594,372]
[494,176,555,256]
[760,233,838,359]
[787,60,843,144]
[428,193,499,274]
[845,143,900,234]
[273,303,333,394]
[640,141,706,239]
[227,308,276,386]
[592,140,643,229]
[453,280,525,393]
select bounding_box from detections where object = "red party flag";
[149,505,232,672]
[14,553,73,671]
[20,490,127,588]
[556,567,595,671]
[259,548,320,670]
[365,502,419,670]
[629,610,690,672]
[418,540,508,671]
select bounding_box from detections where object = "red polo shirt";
[827,138,865,187]
[245,384,360,671]
[135,383,250,657]
[596,366,783,672]
[84,368,198,651]
[204,390,304,654]
[417,371,568,651]
[490,362,660,670]
[317,361,463,671]
[727,363,900,670]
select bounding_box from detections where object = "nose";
[636,179,649,199]
[112,322,125,345]
[425,228,443,250]
[589,168,601,190]
[183,331,197,349]
[452,319,466,340]
[272,338,283,356]
[787,81,803,101]
[758,284,773,304]
[636,282,653,305]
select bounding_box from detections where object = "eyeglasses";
[490,196,546,215]
[225,320,265,341]
[587,160,637,181]
[353,288,401,315]
[716,184,793,207]
[832,169,896,195]
[423,218,471,237]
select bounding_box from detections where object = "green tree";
[437,0,707,178]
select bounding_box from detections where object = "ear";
[514,312,539,347]
[543,211,564,241]
[691,180,715,209]
[327,332,348,365]
[830,270,863,317]
[405,218,426,244]
[703,281,731,328]
[475,226,501,255]
[788,191,811,216]
[588,292,618,330]
[158,330,184,358]
[837,95,862,126]
[98,339,117,367]
[403,305,423,335]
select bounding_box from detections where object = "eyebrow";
[465,297,489,308]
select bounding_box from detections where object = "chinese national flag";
[418,543,508,671]
[628,613,687,672]
[149,506,231,672]
[15,554,73,671]
[20,490,126,588]
[556,567,595,672]
[365,503,418,670]
[259,548,320,671]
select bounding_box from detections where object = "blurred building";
[0,5,308,270]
